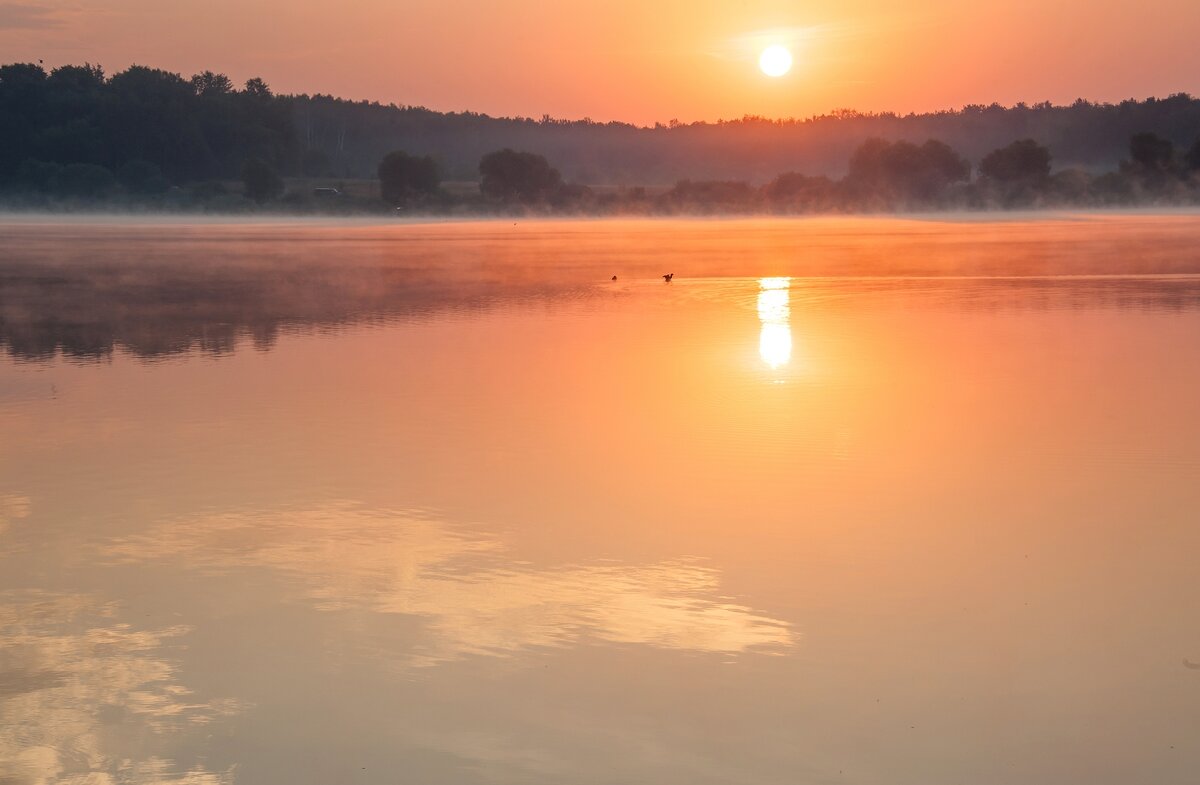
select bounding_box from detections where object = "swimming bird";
[663,273,674,282]
[611,275,617,281]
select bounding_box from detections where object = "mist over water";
[2,215,1200,785]
[4,212,1200,362]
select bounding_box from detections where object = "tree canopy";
[845,138,971,205]
[377,150,439,204]
[979,139,1052,183]
[3,59,1200,212]
[0,62,292,185]
[479,149,563,203]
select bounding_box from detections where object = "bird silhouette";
[611,275,617,281]
[662,273,674,282]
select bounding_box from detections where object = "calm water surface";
[2,215,1199,785]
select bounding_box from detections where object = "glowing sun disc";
[759,45,793,77]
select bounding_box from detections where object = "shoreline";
[2,206,1200,229]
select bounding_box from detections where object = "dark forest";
[3,61,1200,213]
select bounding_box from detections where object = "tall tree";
[190,71,234,97]
[244,77,272,99]
[979,139,1052,183]
[1129,132,1175,172]
[845,137,970,205]
[1185,138,1200,173]
[479,149,562,203]
[377,150,439,204]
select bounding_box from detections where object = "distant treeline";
[3,61,1200,213]
[374,135,1200,214]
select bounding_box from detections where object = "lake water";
[2,214,1199,785]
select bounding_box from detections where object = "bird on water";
[663,273,674,281]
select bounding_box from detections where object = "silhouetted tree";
[243,77,272,98]
[1186,138,1200,173]
[1120,131,1189,199]
[1129,132,1175,173]
[846,138,890,183]
[845,137,969,206]
[0,61,295,186]
[47,63,104,92]
[0,62,47,95]
[190,71,234,97]
[377,150,439,204]
[976,139,1053,205]
[7,58,1200,210]
[1047,168,1092,203]
[275,88,1200,186]
[106,66,214,180]
[921,139,972,184]
[241,157,283,203]
[108,65,193,101]
[762,172,836,211]
[0,64,48,176]
[979,139,1052,183]
[479,149,562,203]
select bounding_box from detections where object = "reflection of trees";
[0,592,237,785]
[0,234,593,363]
[919,277,1200,313]
[0,262,321,361]
[5,221,1200,364]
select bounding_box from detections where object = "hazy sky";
[3,0,1199,124]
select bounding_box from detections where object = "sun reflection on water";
[757,277,792,370]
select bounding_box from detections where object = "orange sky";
[4,0,1199,124]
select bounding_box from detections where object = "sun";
[759,45,793,77]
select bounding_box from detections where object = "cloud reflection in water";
[0,592,238,785]
[0,494,32,538]
[103,503,795,666]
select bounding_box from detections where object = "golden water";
[2,215,1199,785]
